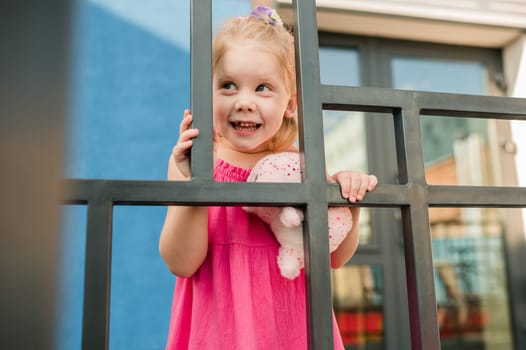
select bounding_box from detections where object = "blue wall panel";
[59,1,250,349]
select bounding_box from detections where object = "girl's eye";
[222,82,235,90]
[256,84,271,92]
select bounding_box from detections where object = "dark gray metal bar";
[190,0,214,180]
[292,0,334,348]
[61,178,526,208]
[417,92,526,118]
[328,184,411,207]
[429,185,526,207]
[321,85,526,119]
[394,106,440,350]
[81,200,113,350]
[62,180,309,205]
[322,85,413,112]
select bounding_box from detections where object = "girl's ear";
[285,94,297,118]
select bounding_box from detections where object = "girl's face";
[213,40,296,155]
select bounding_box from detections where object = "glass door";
[391,52,516,350]
[319,34,523,350]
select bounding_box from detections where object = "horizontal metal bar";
[61,179,409,207]
[61,179,308,205]
[327,183,410,206]
[322,85,409,112]
[60,179,408,206]
[61,180,525,207]
[417,93,526,119]
[428,185,526,207]
[321,85,526,119]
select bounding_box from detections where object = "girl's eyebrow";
[214,70,228,78]
[215,72,236,81]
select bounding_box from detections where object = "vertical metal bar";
[378,209,412,350]
[82,200,113,350]
[292,1,334,349]
[394,105,440,350]
[190,0,213,180]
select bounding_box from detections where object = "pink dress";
[166,159,344,350]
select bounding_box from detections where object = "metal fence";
[61,0,526,349]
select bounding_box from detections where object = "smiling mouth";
[230,121,261,132]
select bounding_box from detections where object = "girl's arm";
[328,171,378,268]
[159,110,208,277]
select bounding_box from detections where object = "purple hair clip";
[250,5,283,26]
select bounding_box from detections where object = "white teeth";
[232,121,260,131]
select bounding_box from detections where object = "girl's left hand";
[328,171,378,203]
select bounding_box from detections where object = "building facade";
[273,1,526,349]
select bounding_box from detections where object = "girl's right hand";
[171,109,200,180]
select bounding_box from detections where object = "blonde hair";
[213,12,298,152]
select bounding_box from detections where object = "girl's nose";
[234,93,256,112]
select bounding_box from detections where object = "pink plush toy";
[244,152,353,279]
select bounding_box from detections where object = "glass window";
[392,55,515,349]
[320,47,360,87]
[393,57,489,167]
[392,57,486,95]
[319,46,372,242]
[333,265,384,349]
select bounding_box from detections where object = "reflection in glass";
[392,57,486,95]
[394,55,517,349]
[431,208,514,349]
[393,56,495,186]
[324,110,372,245]
[333,265,384,349]
[421,116,525,187]
[319,46,372,244]
[422,116,491,187]
[320,47,359,86]
[420,116,488,167]
[320,46,382,348]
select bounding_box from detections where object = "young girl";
[160,6,377,349]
